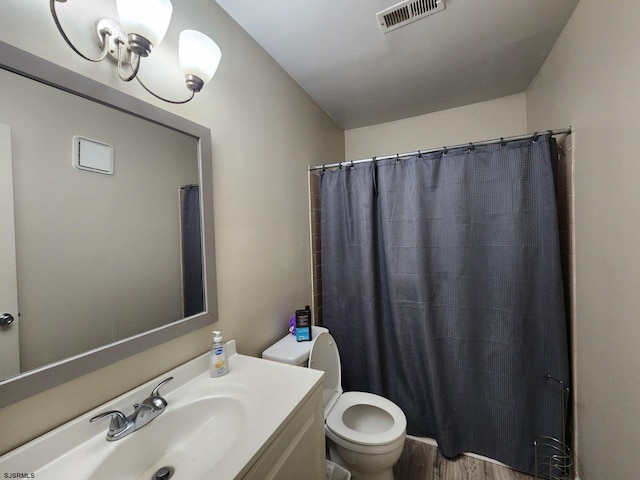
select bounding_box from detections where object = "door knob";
[0,313,14,326]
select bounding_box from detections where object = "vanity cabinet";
[241,381,325,480]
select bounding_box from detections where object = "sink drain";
[153,466,175,480]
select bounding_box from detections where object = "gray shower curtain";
[320,135,569,474]
[181,184,204,317]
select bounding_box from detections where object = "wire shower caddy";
[534,375,573,480]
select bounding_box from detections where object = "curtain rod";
[309,127,572,172]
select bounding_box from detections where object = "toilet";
[263,326,406,480]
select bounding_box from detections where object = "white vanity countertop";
[0,341,324,479]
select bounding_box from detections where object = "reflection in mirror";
[1,67,202,375]
[0,40,217,407]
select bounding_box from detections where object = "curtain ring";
[350,161,355,170]
[468,142,474,153]
[442,147,448,157]
[372,157,379,196]
[418,149,422,158]
[500,137,506,147]
[339,162,343,170]
[395,154,400,165]
[321,164,326,172]
[532,132,539,143]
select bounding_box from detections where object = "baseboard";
[406,435,509,468]
[407,435,438,448]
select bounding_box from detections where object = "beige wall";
[0,0,344,453]
[526,1,640,478]
[345,93,527,160]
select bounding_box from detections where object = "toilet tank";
[262,326,328,366]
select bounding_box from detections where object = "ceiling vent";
[376,0,446,33]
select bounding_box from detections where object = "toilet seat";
[309,333,407,447]
[326,391,406,446]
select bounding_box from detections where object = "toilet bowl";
[263,328,406,480]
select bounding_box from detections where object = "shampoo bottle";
[295,305,312,342]
[209,330,229,378]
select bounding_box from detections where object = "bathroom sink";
[89,396,246,480]
[0,344,325,480]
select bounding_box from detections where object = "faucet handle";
[90,410,128,431]
[144,377,173,411]
[150,376,173,397]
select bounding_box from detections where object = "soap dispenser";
[209,331,229,378]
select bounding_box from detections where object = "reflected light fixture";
[50,0,222,104]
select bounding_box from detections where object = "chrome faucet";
[90,377,173,441]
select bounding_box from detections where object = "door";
[0,123,20,378]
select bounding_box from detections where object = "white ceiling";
[215,0,580,130]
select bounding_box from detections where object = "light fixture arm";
[135,76,196,105]
[116,40,141,82]
[50,0,113,63]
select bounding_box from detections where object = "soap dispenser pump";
[209,330,229,378]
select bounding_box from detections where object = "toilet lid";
[308,332,343,418]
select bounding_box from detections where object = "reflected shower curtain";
[320,135,569,474]
[181,184,204,317]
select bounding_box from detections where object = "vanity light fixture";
[50,0,222,104]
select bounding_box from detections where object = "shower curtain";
[181,184,204,317]
[320,134,569,474]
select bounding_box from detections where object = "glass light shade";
[116,0,173,48]
[179,30,222,86]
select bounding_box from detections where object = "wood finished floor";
[393,438,535,480]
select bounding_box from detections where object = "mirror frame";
[0,40,218,408]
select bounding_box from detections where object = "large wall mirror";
[0,40,218,408]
